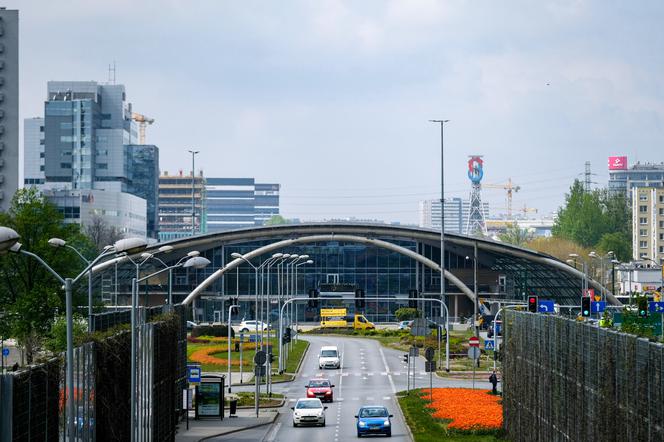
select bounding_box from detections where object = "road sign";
[649,301,664,313]
[484,339,495,351]
[187,364,201,384]
[2,348,9,357]
[467,347,481,360]
[254,350,266,366]
[409,346,419,357]
[469,336,480,347]
[425,361,436,372]
[538,300,555,313]
[410,318,430,337]
[424,347,435,362]
[592,301,606,313]
[254,365,266,377]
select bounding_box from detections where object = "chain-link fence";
[503,311,664,442]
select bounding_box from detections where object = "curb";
[236,398,286,409]
[394,395,415,442]
[291,339,310,376]
[197,411,279,442]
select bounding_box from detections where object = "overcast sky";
[7,0,663,224]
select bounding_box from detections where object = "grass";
[397,390,507,442]
[232,391,284,407]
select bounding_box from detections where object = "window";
[660,208,664,216]
[96,163,108,170]
[640,229,648,237]
[39,152,44,158]
[640,205,648,213]
[659,195,664,203]
[39,165,44,171]
[659,246,664,253]
[640,194,648,201]
[60,162,71,169]
[660,233,664,241]
[640,241,648,248]
[661,221,664,229]
[640,217,648,225]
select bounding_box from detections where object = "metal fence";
[503,311,664,442]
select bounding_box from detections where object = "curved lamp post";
[0,226,147,441]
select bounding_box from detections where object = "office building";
[24,80,159,237]
[608,156,664,201]
[158,171,206,241]
[23,117,45,186]
[419,198,489,235]
[633,187,664,263]
[0,9,18,211]
[204,177,280,232]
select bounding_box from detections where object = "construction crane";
[518,204,538,216]
[484,178,521,220]
[130,112,155,144]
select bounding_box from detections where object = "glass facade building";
[205,178,280,232]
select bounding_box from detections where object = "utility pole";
[430,119,450,317]
[188,150,199,236]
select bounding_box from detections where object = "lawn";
[397,389,507,442]
[232,391,284,407]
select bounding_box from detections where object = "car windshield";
[360,407,388,418]
[296,400,322,409]
[309,380,330,387]
[321,350,337,357]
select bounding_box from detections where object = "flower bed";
[424,388,502,431]
[189,342,271,366]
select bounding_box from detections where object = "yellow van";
[320,308,375,330]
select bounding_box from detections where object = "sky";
[7,0,664,224]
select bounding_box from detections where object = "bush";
[191,324,235,339]
[395,308,421,322]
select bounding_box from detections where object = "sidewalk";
[204,370,255,385]
[176,409,279,442]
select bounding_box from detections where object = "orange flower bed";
[424,388,502,431]
[189,343,270,366]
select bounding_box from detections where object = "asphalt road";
[232,335,493,442]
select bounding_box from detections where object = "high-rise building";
[0,9,18,211]
[608,156,664,201]
[158,171,206,241]
[632,187,664,263]
[26,81,159,238]
[204,177,280,232]
[23,117,45,186]
[419,198,489,235]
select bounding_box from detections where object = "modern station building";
[94,223,613,324]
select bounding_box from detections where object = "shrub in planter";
[191,324,235,338]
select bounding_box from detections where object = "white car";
[291,398,327,427]
[318,346,340,369]
[238,320,268,333]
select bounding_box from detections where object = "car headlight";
[383,420,390,426]
[359,421,366,427]
[293,412,300,417]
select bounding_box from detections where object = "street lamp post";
[227,303,239,393]
[430,119,450,314]
[188,150,200,236]
[0,227,147,441]
[295,259,313,343]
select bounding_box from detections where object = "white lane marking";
[367,372,374,376]
[263,422,281,442]
[289,399,296,402]
[381,372,388,375]
[379,346,397,394]
[339,342,345,395]
[383,396,391,400]
[366,396,374,401]
[393,372,401,376]
[352,397,360,401]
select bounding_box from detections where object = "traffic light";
[581,296,591,317]
[637,297,649,318]
[268,353,275,364]
[231,297,240,315]
[283,327,292,343]
[408,289,418,309]
[527,295,538,313]
[308,289,318,308]
[355,289,365,309]
[403,354,409,364]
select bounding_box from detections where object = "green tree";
[596,232,631,262]
[394,307,421,321]
[499,223,534,247]
[0,188,94,363]
[264,215,289,226]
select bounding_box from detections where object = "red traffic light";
[529,297,536,303]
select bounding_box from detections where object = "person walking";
[489,370,498,394]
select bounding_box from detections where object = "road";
[231,335,492,441]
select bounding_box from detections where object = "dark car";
[356,405,393,437]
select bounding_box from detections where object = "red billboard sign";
[608,156,627,170]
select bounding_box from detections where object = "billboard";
[608,156,627,170]
[467,156,484,184]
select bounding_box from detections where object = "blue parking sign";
[591,301,606,313]
[538,300,555,313]
[649,301,664,313]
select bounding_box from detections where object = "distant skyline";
[8,0,662,224]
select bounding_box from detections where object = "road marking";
[367,372,374,376]
[393,372,401,376]
[381,372,388,375]
[366,396,374,401]
[352,397,360,401]
[339,342,345,395]
[383,396,391,400]
[289,399,296,402]
[379,346,397,394]
[337,398,344,401]
[263,422,281,442]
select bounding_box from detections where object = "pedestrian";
[488,326,494,339]
[489,370,498,394]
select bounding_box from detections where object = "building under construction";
[158,171,206,241]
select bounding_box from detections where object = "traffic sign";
[469,336,480,347]
[649,301,664,313]
[2,348,9,357]
[425,361,436,372]
[484,339,495,351]
[254,350,267,365]
[467,347,481,360]
[424,347,435,362]
[410,318,430,337]
[409,346,419,357]
[538,300,555,313]
[187,364,201,384]
[591,301,606,313]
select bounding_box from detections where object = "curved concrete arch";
[182,234,476,306]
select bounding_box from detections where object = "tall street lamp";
[188,150,200,236]
[152,250,200,305]
[130,253,209,441]
[294,259,313,341]
[0,227,147,441]
[430,119,450,315]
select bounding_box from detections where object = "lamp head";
[569,253,579,258]
[48,238,66,248]
[158,245,174,254]
[187,250,200,257]
[114,237,148,254]
[183,256,211,269]
[290,254,299,259]
[231,252,242,259]
[0,226,20,253]
[299,254,309,260]
[272,253,283,259]
[306,260,313,264]
[282,254,291,259]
